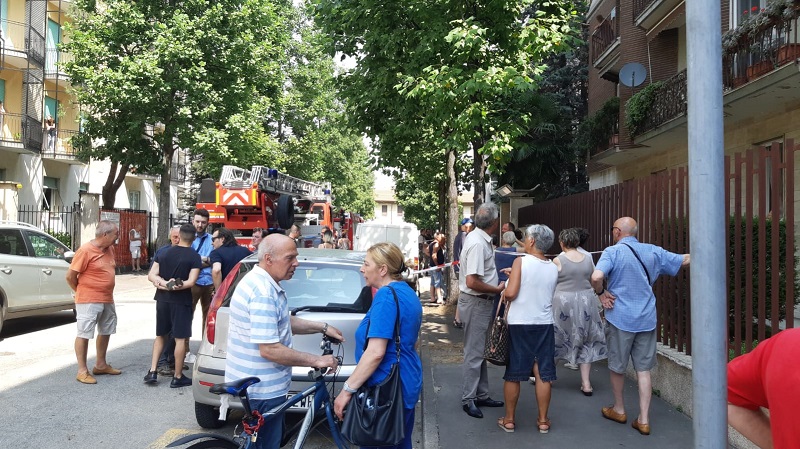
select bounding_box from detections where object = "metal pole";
[686,2,727,448]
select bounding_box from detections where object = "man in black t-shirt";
[144,224,202,387]
[210,228,252,289]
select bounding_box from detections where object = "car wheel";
[195,401,227,429]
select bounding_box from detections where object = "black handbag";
[340,285,406,447]
[484,294,510,366]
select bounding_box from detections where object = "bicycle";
[167,335,350,449]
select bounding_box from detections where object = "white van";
[353,221,419,265]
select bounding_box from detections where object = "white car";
[0,222,75,335]
[192,248,370,428]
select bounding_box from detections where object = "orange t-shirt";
[69,242,116,304]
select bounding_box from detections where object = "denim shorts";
[503,324,557,382]
[430,269,443,288]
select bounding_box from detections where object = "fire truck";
[196,165,361,247]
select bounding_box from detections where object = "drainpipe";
[686,2,727,448]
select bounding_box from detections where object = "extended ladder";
[219,165,331,199]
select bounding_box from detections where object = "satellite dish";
[619,62,647,87]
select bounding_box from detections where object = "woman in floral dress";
[552,228,607,395]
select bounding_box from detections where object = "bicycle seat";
[209,377,261,397]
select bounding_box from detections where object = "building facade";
[587,0,800,197]
[0,0,185,236]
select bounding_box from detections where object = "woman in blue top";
[334,242,423,449]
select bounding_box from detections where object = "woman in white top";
[129,224,143,272]
[497,224,558,434]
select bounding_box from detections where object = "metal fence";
[518,141,798,356]
[18,203,78,249]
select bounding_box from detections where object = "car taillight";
[206,262,241,345]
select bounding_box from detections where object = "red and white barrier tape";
[410,260,459,275]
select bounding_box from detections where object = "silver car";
[192,248,369,428]
[0,222,75,335]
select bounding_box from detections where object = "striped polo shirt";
[225,265,292,400]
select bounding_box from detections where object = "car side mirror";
[63,250,75,263]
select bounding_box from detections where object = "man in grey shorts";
[458,203,506,419]
[591,217,689,435]
[67,220,122,384]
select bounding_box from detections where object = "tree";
[312,0,580,298]
[64,0,293,242]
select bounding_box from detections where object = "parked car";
[0,221,75,335]
[192,248,370,429]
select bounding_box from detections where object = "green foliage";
[51,231,72,249]
[729,340,759,361]
[310,0,581,208]
[727,217,800,339]
[624,82,663,137]
[575,96,619,155]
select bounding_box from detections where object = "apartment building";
[0,0,186,233]
[586,0,800,191]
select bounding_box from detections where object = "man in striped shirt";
[225,234,343,449]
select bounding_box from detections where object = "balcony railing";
[0,112,44,153]
[723,9,800,89]
[591,15,619,64]
[0,20,46,67]
[629,70,687,137]
[41,129,87,163]
[45,47,74,77]
[633,0,658,20]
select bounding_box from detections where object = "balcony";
[41,129,87,165]
[45,47,74,81]
[0,112,43,154]
[591,14,621,80]
[0,20,46,68]
[633,0,685,33]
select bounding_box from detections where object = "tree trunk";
[101,161,131,209]
[157,131,175,247]
[446,148,460,303]
[471,141,487,209]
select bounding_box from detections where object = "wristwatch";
[596,287,605,296]
[321,322,329,335]
[342,382,357,394]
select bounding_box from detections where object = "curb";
[418,308,440,449]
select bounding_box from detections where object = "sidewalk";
[416,293,695,448]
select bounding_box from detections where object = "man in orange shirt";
[67,220,121,384]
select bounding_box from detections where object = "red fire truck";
[196,165,361,247]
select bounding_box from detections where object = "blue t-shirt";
[595,236,684,332]
[354,281,422,410]
[192,232,213,286]
[209,244,252,283]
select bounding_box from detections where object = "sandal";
[497,417,515,433]
[537,418,551,434]
[453,320,464,328]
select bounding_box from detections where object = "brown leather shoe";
[632,419,651,435]
[92,365,122,375]
[76,372,97,384]
[601,406,627,424]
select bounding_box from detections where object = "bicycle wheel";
[182,439,239,449]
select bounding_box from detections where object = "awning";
[647,1,686,41]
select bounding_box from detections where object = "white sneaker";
[185,352,197,364]
[528,376,536,384]
[564,362,578,370]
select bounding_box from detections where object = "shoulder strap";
[363,284,402,363]
[620,242,651,285]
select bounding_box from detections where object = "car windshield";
[222,260,368,312]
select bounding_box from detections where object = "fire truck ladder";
[219,165,331,199]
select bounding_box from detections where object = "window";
[397,205,404,216]
[0,168,5,181]
[129,190,141,210]
[25,231,68,259]
[381,204,388,216]
[0,229,28,256]
[79,182,89,193]
[734,0,765,27]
